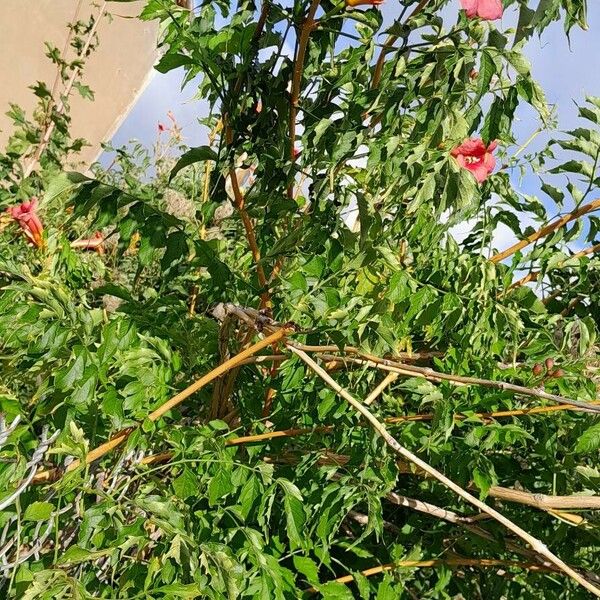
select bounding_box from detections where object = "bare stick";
[306,558,557,591]
[491,199,600,263]
[572,242,600,261]
[346,509,401,534]
[289,345,600,597]
[385,401,600,423]
[380,492,567,574]
[364,372,399,405]
[32,328,290,484]
[128,397,600,480]
[227,166,270,309]
[488,486,600,510]
[507,270,540,291]
[312,352,600,413]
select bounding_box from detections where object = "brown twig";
[227,166,270,309]
[491,199,600,264]
[32,328,290,484]
[289,345,600,597]
[561,296,582,317]
[385,400,600,423]
[22,1,108,179]
[219,4,272,309]
[385,491,482,525]
[346,509,401,534]
[364,372,399,405]
[306,558,557,592]
[384,490,561,570]
[507,271,540,291]
[288,0,321,198]
[311,351,600,413]
[572,241,600,261]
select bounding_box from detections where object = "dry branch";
[306,557,557,592]
[506,241,600,291]
[226,166,270,309]
[311,351,600,413]
[370,0,431,90]
[289,345,600,597]
[491,199,600,264]
[488,486,600,510]
[364,372,399,405]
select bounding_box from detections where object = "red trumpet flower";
[8,197,44,248]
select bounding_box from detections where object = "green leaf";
[407,172,435,213]
[472,467,492,497]
[23,501,54,522]
[575,423,600,454]
[155,583,201,598]
[293,556,320,585]
[169,146,218,182]
[477,50,496,100]
[208,469,235,505]
[172,468,198,500]
[56,545,113,565]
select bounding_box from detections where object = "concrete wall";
[0,1,158,166]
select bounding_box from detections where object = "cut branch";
[491,199,600,264]
[289,345,600,597]
[131,400,600,476]
[488,486,600,510]
[227,166,270,308]
[364,372,398,405]
[507,270,540,291]
[506,241,600,291]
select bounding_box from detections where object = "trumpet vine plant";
[1,0,600,597]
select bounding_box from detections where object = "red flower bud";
[544,358,554,371]
[532,363,543,376]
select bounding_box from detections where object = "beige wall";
[0,1,158,166]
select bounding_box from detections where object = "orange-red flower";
[8,197,44,248]
[451,138,497,183]
[459,0,503,20]
[346,0,384,7]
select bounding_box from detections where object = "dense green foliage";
[1,0,600,597]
